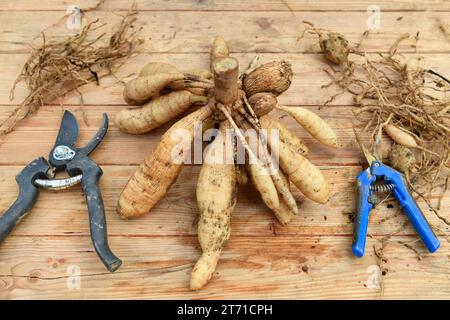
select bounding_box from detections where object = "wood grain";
[0,105,381,166]
[3,53,450,107]
[0,11,449,54]
[0,1,449,299]
[1,0,450,12]
[1,235,449,299]
[0,164,448,238]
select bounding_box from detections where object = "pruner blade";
[49,111,108,168]
[353,127,377,166]
[77,113,108,158]
[54,111,79,150]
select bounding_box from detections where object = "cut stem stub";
[213,57,239,106]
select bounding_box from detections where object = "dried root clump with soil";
[301,23,450,265]
[115,36,339,290]
[2,5,141,136]
[303,23,449,207]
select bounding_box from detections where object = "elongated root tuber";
[117,103,214,219]
[236,115,298,214]
[384,124,418,148]
[259,115,309,157]
[247,158,280,211]
[139,62,180,77]
[278,106,339,148]
[270,170,296,225]
[273,137,330,203]
[123,73,185,105]
[191,121,236,290]
[124,73,213,105]
[116,90,209,134]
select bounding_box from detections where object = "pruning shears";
[352,135,440,257]
[0,111,121,272]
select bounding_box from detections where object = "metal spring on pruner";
[370,183,396,193]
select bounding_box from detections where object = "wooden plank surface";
[1,11,450,54]
[0,105,377,166]
[3,53,450,106]
[1,236,450,299]
[0,164,448,237]
[2,0,450,12]
[0,1,449,299]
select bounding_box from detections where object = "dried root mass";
[302,26,450,199]
[3,6,141,136]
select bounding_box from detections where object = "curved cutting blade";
[77,113,109,158]
[53,111,79,149]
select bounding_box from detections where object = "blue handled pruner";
[352,139,440,257]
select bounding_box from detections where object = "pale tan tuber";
[117,104,214,219]
[139,62,179,77]
[270,170,295,225]
[246,158,280,211]
[273,139,329,203]
[123,73,185,105]
[115,90,209,134]
[259,114,309,157]
[210,36,230,68]
[384,124,418,148]
[191,121,237,290]
[278,106,339,148]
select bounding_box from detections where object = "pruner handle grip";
[352,169,375,258]
[390,172,440,253]
[0,158,50,244]
[67,158,122,272]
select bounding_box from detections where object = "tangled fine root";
[2,5,141,136]
[319,31,450,202]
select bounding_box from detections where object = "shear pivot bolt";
[53,145,76,161]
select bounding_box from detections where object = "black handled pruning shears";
[0,111,121,272]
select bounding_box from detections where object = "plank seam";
[0,163,362,167]
[0,262,194,280]
[2,50,450,55]
[1,9,450,13]
[3,233,445,238]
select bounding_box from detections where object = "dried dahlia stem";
[235,115,298,215]
[213,57,239,106]
[217,103,257,162]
